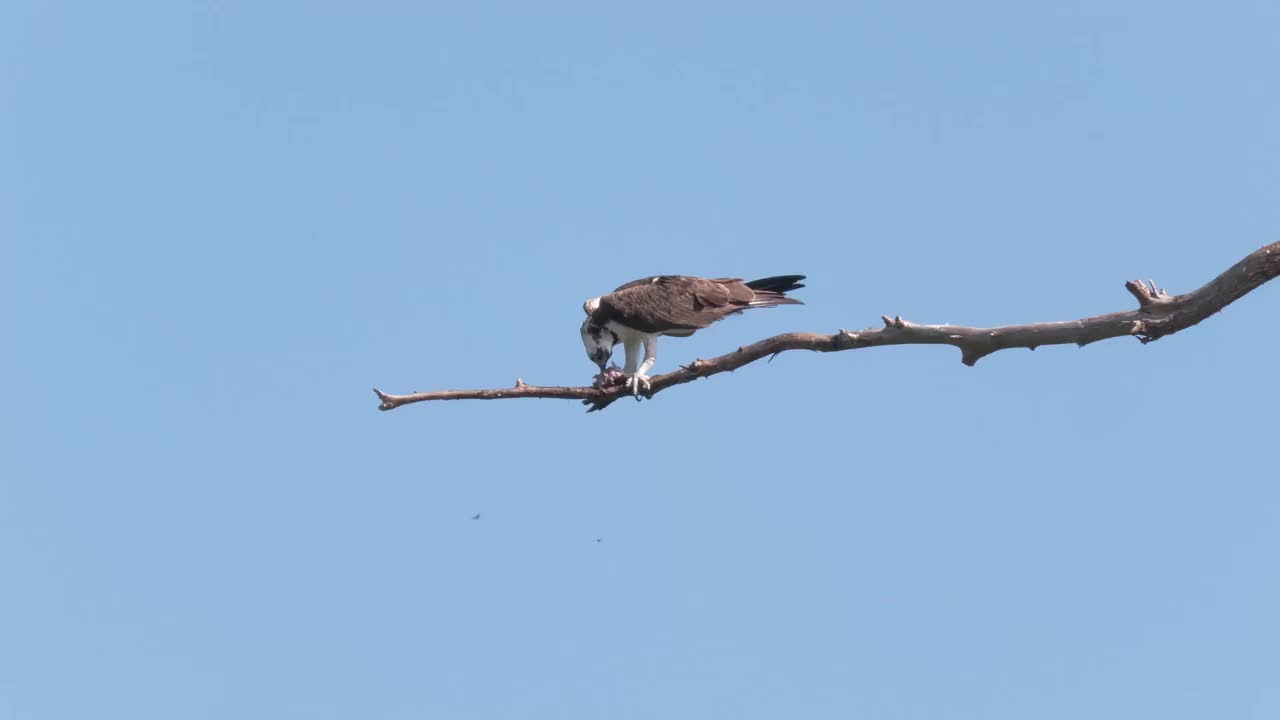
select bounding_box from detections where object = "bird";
[580,274,805,396]
[471,513,481,520]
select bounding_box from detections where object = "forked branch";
[374,242,1280,413]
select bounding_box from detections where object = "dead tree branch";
[374,242,1280,413]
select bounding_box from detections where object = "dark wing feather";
[611,276,663,293]
[597,275,800,334]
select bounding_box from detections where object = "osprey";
[580,274,806,396]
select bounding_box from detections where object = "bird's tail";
[745,274,806,307]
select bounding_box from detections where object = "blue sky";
[3,1,1278,717]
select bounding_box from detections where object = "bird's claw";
[624,372,651,398]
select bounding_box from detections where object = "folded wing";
[600,275,803,335]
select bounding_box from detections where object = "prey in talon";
[592,364,627,390]
[579,274,806,399]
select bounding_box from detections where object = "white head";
[580,297,617,370]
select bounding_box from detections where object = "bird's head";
[580,317,618,371]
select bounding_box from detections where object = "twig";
[375,242,1280,413]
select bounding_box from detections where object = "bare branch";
[373,383,598,411]
[376,242,1280,413]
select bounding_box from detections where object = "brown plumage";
[580,274,806,395]
[589,275,806,334]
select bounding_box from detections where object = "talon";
[624,373,651,398]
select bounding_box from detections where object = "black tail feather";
[744,274,805,308]
[745,274,806,293]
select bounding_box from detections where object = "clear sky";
[3,1,1278,718]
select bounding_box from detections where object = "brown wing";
[598,276,759,334]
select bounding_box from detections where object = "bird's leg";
[625,336,657,397]
[622,337,641,374]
